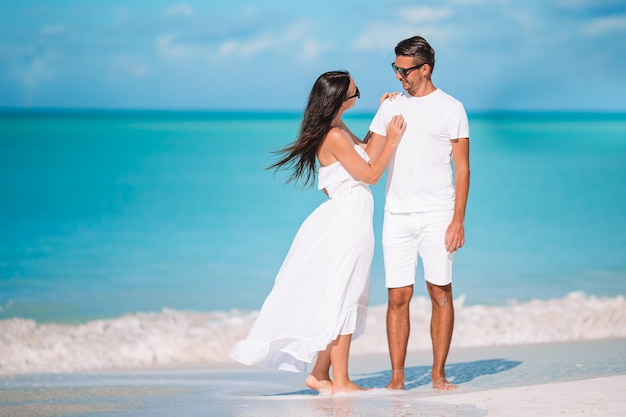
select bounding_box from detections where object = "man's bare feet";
[432,377,457,390]
[332,381,369,395]
[385,381,405,390]
[305,374,333,395]
[385,370,405,390]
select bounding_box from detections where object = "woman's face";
[342,78,360,110]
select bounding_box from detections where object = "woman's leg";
[306,346,333,394]
[329,334,367,394]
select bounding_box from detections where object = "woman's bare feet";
[432,377,458,390]
[332,381,369,395]
[306,374,333,395]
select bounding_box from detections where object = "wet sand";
[1,338,624,417]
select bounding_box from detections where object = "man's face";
[392,55,428,94]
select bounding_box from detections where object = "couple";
[230,35,470,395]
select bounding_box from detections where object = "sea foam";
[1,292,624,375]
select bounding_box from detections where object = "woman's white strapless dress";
[230,145,374,372]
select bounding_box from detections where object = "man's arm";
[446,138,470,253]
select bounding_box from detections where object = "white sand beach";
[1,337,624,417]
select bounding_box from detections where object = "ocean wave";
[1,292,625,375]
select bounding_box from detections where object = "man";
[367,35,470,390]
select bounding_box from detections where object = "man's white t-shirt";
[369,89,469,213]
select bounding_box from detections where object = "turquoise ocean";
[1,110,625,374]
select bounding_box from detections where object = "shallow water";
[1,110,625,324]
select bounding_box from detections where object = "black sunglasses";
[391,62,427,78]
[344,86,360,101]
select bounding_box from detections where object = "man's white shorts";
[382,210,455,288]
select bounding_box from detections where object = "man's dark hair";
[395,36,435,73]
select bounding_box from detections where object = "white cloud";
[352,4,468,52]
[556,0,624,11]
[235,5,260,26]
[114,6,132,25]
[282,21,333,61]
[282,20,313,40]
[156,33,210,60]
[299,39,332,61]
[14,57,55,107]
[20,58,54,89]
[217,33,275,58]
[353,22,414,51]
[41,24,66,36]
[450,0,497,4]
[164,3,194,18]
[556,0,585,8]
[583,15,626,35]
[111,55,150,79]
[156,18,325,64]
[400,6,454,23]
[216,20,330,61]
[156,33,183,59]
[353,20,450,52]
[508,8,535,29]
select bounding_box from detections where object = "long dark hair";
[268,70,351,187]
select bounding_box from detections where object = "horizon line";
[1,106,626,117]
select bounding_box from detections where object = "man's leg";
[386,285,413,390]
[383,211,418,390]
[426,281,456,390]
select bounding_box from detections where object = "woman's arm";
[341,92,400,147]
[322,115,405,185]
[339,120,364,146]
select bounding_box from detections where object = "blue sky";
[1,0,625,112]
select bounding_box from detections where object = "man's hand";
[445,220,465,253]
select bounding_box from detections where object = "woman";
[230,70,405,394]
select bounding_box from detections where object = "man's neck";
[408,81,436,98]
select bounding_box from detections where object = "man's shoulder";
[432,90,467,120]
[434,89,464,106]
[379,93,413,112]
[381,92,410,105]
